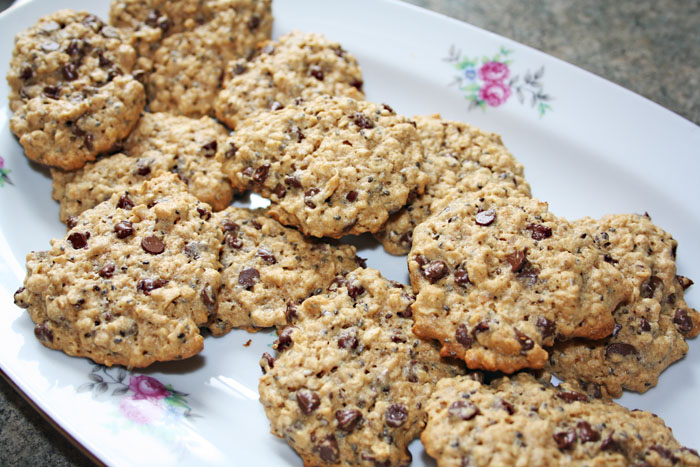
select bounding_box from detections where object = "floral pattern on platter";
[78,364,196,426]
[0,156,12,187]
[445,45,553,116]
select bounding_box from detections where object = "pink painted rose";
[478,61,510,82]
[478,81,512,107]
[119,397,165,425]
[128,375,171,400]
[0,156,4,169]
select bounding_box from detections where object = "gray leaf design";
[91,365,102,373]
[524,71,533,84]
[94,382,109,395]
[530,93,537,107]
[516,87,524,104]
[117,368,127,383]
[468,99,479,110]
[537,93,551,101]
[88,373,103,383]
[112,386,129,396]
[534,66,544,80]
[77,383,94,393]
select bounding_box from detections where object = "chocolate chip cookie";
[51,112,233,223]
[14,173,222,368]
[258,267,468,466]
[547,214,700,397]
[218,95,428,238]
[375,114,531,255]
[214,30,364,130]
[422,372,700,466]
[208,206,361,334]
[409,183,630,373]
[8,10,145,170]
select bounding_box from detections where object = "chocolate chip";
[526,223,552,240]
[385,403,408,427]
[329,275,348,291]
[285,301,297,323]
[350,79,363,90]
[398,232,412,248]
[336,409,362,431]
[34,323,53,343]
[381,103,395,114]
[391,334,407,343]
[114,220,134,239]
[200,285,216,310]
[603,254,618,264]
[66,216,78,229]
[677,275,694,290]
[397,306,412,319]
[70,122,85,137]
[296,389,320,414]
[422,260,448,283]
[232,63,247,75]
[309,64,324,80]
[455,324,472,347]
[196,207,211,220]
[605,343,638,357]
[145,9,160,27]
[475,209,496,226]
[505,250,526,272]
[256,248,277,264]
[82,14,103,31]
[251,220,262,230]
[355,255,367,268]
[650,445,678,463]
[99,262,115,278]
[252,163,270,183]
[275,326,294,351]
[576,421,600,442]
[316,435,339,463]
[514,329,534,351]
[201,140,217,157]
[333,46,345,57]
[20,66,33,80]
[553,429,576,451]
[273,183,286,199]
[347,283,365,299]
[285,175,302,188]
[497,399,515,415]
[639,318,651,332]
[62,63,78,81]
[454,269,470,287]
[305,188,320,208]
[225,233,242,249]
[289,125,305,142]
[65,39,84,56]
[640,276,663,298]
[601,434,624,453]
[556,391,588,403]
[238,267,259,289]
[221,220,239,233]
[67,232,88,249]
[448,400,479,420]
[117,194,134,210]
[270,101,283,111]
[137,278,168,295]
[346,190,358,202]
[97,50,112,67]
[338,330,358,349]
[247,15,261,31]
[353,112,375,129]
[43,85,60,99]
[261,352,274,372]
[141,236,165,254]
[536,317,556,338]
[472,321,490,336]
[84,134,94,151]
[673,308,693,334]
[224,144,238,158]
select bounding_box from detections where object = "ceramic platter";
[1,0,698,465]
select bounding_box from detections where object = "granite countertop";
[1,1,698,466]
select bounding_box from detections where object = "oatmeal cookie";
[8,10,144,170]
[208,206,361,334]
[218,95,427,238]
[14,173,222,368]
[375,114,531,255]
[259,267,469,466]
[214,30,364,130]
[51,112,233,223]
[422,372,700,466]
[409,183,630,373]
[547,214,700,397]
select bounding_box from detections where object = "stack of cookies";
[8,1,699,465]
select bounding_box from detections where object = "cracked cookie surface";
[409,183,630,373]
[259,267,468,466]
[8,9,145,169]
[208,206,360,334]
[14,173,222,368]
[219,95,427,238]
[215,30,364,130]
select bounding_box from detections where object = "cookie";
[258,267,468,466]
[422,372,700,466]
[143,1,272,117]
[218,95,428,238]
[547,214,700,397]
[7,10,145,170]
[375,114,531,255]
[408,183,630,373]
[207,206,361,334]
[214,30,364,130]
[14,173,222,368]
[51,112,233,223]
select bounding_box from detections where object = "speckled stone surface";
[1,1,697,466]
